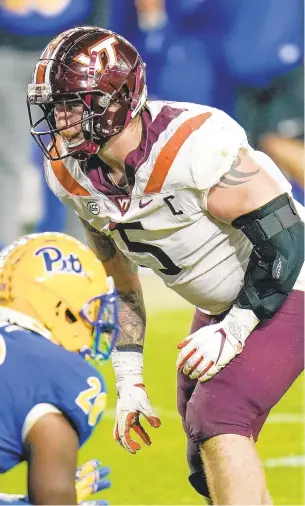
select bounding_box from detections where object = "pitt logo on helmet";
[35,246,83,274]
[0,232,119,361]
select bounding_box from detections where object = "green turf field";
[0,277,304,505]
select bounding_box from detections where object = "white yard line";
[267,413,304,424]
[103,407,304,423]
[264,455,305,467]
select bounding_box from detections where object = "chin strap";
[67,92,101,160]
[125,63,147,127]
[68,138,100,160]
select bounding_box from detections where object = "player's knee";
[185,380,253,444]
[177,371,197,420]
[177,391,186,420]
[185,394,217,444]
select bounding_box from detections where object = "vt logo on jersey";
[117,197,131,212]
[108,195,131,215]
[36,247,83,274]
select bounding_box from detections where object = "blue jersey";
[0,322,106,474]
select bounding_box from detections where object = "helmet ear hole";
[65,308,77,324]
[119,85,131,104]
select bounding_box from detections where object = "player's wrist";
[111,349,144,389]
[222,305,259,345]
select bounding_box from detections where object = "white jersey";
[45,101,304,314]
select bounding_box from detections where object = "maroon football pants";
[177,290,304,496]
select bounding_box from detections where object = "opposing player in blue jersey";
[0,232,119,505]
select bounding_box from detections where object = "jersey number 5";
[75,377,107,427]
[116,222,182,275]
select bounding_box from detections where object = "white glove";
[176,306,259,382]
[112,350,161,454]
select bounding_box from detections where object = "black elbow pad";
[232,193,304,321]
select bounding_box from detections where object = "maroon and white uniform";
[45,101,304,314]
[45,100,304,498]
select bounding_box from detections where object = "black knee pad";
[187,440,210,498]
[189,470,210,498]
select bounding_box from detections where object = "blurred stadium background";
[0,0,304,504]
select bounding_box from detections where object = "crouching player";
[0,232,119,505]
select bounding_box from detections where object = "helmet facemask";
[79,287,119,362]
[28,89,122,161]
[27,63,147,161]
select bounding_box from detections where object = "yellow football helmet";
[0,232,119,360]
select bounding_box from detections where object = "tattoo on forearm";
[79,218,117,261]
[116,289,146,351]
[80,218,138,272]
[79,217,145,350]
[216,156,260,188]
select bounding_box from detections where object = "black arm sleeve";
[232,193,304,321]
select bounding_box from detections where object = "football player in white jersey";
[27,27,304,505]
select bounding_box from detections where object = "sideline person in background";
[107,0,303,112]
[0,0,108,247]
[107,0,304,202]
[236,66,304,204]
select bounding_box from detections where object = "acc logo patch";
[35,246,83,274]
[87,201,100,215]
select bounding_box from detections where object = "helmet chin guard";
[65,138,100,160]
[27,27,147,161]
